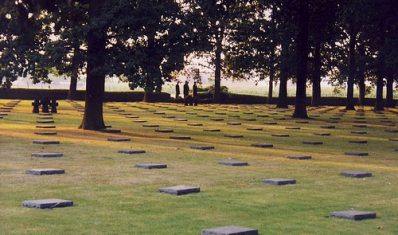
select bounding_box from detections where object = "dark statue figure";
[175,82,180,99]
[32,98,40,113]
[50,98,58,113]
[41,97,50,113]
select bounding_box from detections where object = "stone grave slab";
[143,124,160,127]
[353,125,367,128]
[272,134,289,137]
[313,132,331,136]
[26,169,65,175]
[154,112,166,115]
[264,122,277,125]
[243,112,253,114]
[127,115,139,118]
[133,120,147,123]
[296,120,309,124]
[242,118,256,121]
[32,140,60,145]
[286,127,301,130]
[163,115,175,119]
[36,125,56,129]
[345,152,368,156]
[227,122,241,125]
[351,131,367,134]
[118,149,146,154]
[188,123,203,126]
[330,211,376,220]
[320,125,335,129]
[219,161,248,166]
[201,226,258,235]
[302,141,323,145]
[170,136,191,140]
[175,118,188,121]
[22,199,73,209]
[251,143,273,148]
[247,127,263,131]
[263,178,296,185]
[210,118,224,121]
[215,112,227,115]
[31,152,63,158]
[197,114,210,118]
[257,114,269,117]
[155,129,174,133]
[204,129,221,132]
[224,134,244,138]
[159,185,200,196]
[287,155,312,160]
[135,163,167,169]
[341,171,372,178]
[100,129,121,133]
[191,146,215,150]
[107,137,131,142]
[34,131,57,136]
[348,140,368,144]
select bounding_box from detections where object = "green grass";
[1,100,398,234]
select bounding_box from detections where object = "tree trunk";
[293,0,309,118]
[79,1,106,130]
[375,22,385,111]
[357,43,366,106]
[67,62,78,100]
[213,38,222,102]
[346,21,356,110]
[268,70,274,104]
[375,76,384,111]
[311,39,321,106]
[267,49,275,104]
[386,72,395,107]
[277,37,289,108]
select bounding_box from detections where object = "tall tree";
[292,0,309,118]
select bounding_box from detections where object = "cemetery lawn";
[1,100,398,234]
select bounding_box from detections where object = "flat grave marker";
[330,211,376,221]
[155,129,174,133]
[201,226,258,235]
[118,149,146,154]
[341,171,372,178]
[302,141,323,145]
[219,160,248,166]
[107,137,131,142]
[31,152,63,158]
[34,131,57,136]
[26,169,65,175]
[345,152,369,156]
[191,146,215,150]
[170,136,191,140]
[224,134,244,138]
[135,163,167,169]
[32,140,60,145]
[287,155,312,160]
[263,178,296,185]
[159,185,200,196]
[22,199,73,209]
[251,143,273,148]
[143,124,160,127]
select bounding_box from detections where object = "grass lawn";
[1,100,398,234]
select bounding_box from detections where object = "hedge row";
[0,89,170,102]
[0,88,395,106]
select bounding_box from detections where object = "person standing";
[193,81,198,106]
[175,81,181,99]
[183,81,189,106]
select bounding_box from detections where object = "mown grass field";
[1,100,398,234]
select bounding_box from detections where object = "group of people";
[176,81,198,106]
[32,98,58,113]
